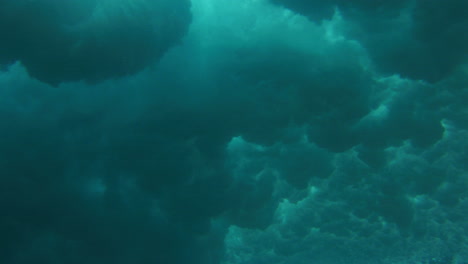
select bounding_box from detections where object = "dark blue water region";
[0,0,466,264]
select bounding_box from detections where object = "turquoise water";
[0,0,466,263]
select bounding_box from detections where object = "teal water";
[0,0,467,263]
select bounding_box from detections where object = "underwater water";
[0,0,467,263]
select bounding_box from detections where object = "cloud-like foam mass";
[0,0,191,85]
[0,0,467,264]
[271,0,468,83]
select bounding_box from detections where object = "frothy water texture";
[0,0,467,263]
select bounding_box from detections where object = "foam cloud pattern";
[0,0,191,85]
[271,0,468,83]
[0,0,467,264]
